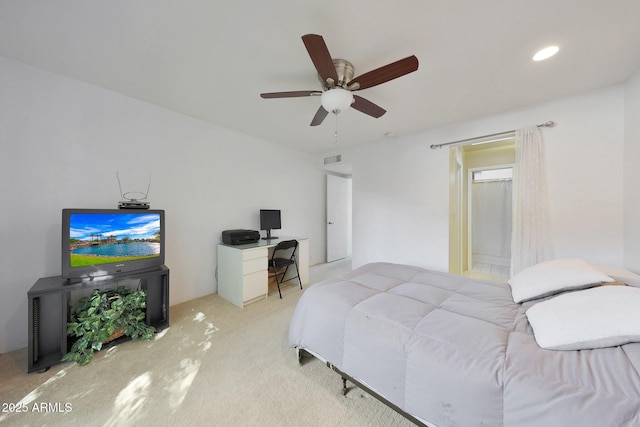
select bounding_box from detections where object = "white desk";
[217,237,309,308]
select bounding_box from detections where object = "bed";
[288,261,640,427]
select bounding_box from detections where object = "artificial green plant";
[62,285,155,366]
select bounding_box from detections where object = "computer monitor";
[260,209,281,240]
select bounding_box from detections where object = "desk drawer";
[243,257,266,275]
[243,270,267,301]
[242,247,267,261]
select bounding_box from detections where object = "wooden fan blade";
[310,106,329,126]
[261,90,321,99]
[351,95,386,118]
[349,55,419,91]
[302,34,339,85]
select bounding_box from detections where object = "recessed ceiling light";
[533,45,559,61]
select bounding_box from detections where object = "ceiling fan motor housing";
[318,59,354,88]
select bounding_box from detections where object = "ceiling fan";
[260,34,419,126]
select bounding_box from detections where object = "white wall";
[345,85,627,272]
[624,70,640,271]
[0,57,326,353]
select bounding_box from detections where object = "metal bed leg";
[296,347,312,364]
[325,359,429,427]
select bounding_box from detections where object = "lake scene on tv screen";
[69,213,161,267]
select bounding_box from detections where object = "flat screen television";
[61,208,165,280]
[259,209,281,240]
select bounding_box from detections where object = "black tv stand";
[27,265,169,373]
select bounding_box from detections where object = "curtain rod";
[430,121,555,149]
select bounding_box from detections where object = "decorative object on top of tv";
[116,171,151,209]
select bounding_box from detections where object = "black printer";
[221,229,260,245]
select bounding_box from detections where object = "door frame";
[449,140,516,278]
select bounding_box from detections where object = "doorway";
[326,174,352,262]
[449,139,515,280]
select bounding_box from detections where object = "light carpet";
[0,259,415,426]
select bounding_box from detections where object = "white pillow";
[526,285,640,350]
[508,258,613,303]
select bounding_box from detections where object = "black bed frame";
[297,348,428,427]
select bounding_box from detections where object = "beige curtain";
[510,126,553,275]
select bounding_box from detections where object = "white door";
[326,174,350,262]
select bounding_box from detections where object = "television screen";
[62,209,165,280]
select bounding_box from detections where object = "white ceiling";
[1,0,640,154]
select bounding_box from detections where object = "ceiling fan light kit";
[260,34,419,128]
[321,88,354,114]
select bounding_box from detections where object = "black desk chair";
[268,239,302,299]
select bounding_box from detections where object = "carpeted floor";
[0,259,416,426]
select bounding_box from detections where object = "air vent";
[323,154,342,165]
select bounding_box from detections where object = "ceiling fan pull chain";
[335,114,340,145]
